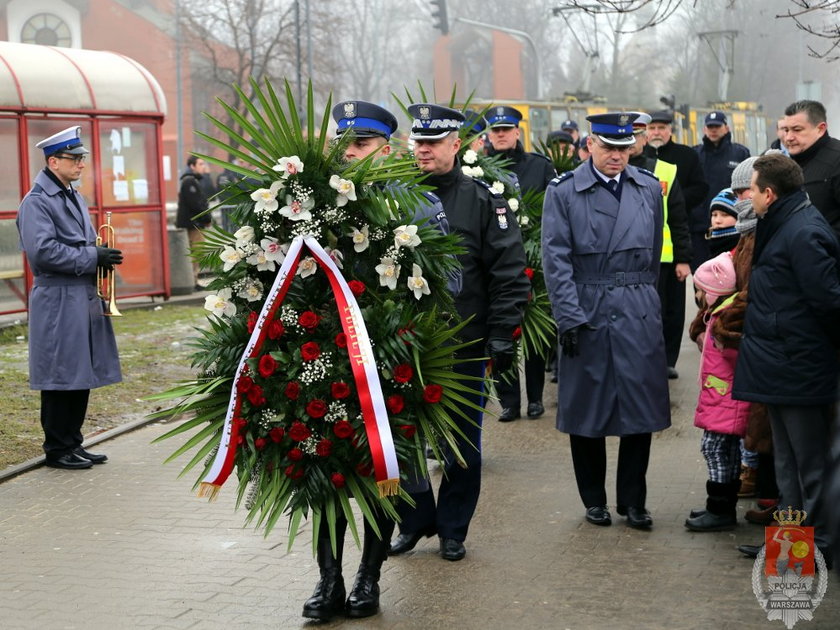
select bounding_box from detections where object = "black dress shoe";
[689,508,706,519]
[498,407,520,422]
[389,528,435,555]
[74,447,108,464]
[623,506,653,529]
[45,452,93,470]
[526,402,544,418]
[685,511,736,531]
[667,367,679,379]
[737,544,763,558]
[440,537,466,561]
[585,506,612,526]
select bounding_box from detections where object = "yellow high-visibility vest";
[654,159,678,263]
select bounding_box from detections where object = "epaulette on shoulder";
[636,167,658,180]
[548,171,574,187]
[472,177,503,198]
[529,151,553,163]
[420,190,441,205]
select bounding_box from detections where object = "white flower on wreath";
[393,224,421,250]
[250,181,284,214]
[246,247,275,272]
[348,225,370,252]
[273,156,304,178]
[375,257,400,290]
[233,225,255,246]
[462,165,484,178]
[407,264,431,299]
[520,215,530,226]
[324,246,344,269]
[491,181,505,195]
[261,237,287,266]
[461,165,475,177]
[463,149,478,165]
[329,175,357,207]
[298,256,318,278]
[508,197,520,212]
[237,279,264,303]
[204,288,236,318]
[279,194,314,222]
[220,246,244,272]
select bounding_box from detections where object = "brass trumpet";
[96,211,122,317]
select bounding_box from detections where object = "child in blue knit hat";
[706,188,740,257]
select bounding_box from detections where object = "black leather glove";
[559,323,595,357]
[486,337,516,374]
[96,246,124,268]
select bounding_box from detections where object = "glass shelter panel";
[98,121,160,207]
[27,119,95,207]
[0,118,22,212]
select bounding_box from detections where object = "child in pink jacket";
[685,251,751,531]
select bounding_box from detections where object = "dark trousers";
[397,360,486,542]
[41,389,90,459]
[657,263,686,368]
[496,354,546,411]
[569,433,652,509]
[768,404,833,555]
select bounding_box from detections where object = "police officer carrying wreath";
[485,105,556,421]
[389,103,529,561]
[542,113,671,529]
[17,126,123,470]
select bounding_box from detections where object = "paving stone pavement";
[1,335,838,630]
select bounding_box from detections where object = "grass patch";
[0,304,209,470]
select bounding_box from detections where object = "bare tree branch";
[778,1,840,60]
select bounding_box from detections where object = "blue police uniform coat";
[17,169,122,390]
[542,162,671,437]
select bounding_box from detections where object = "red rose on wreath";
[524,267,534,280]
[298,311,320,330]
[331,382,351,399]
[289,421,311,442]
[269,427,285,443]
[258,354,277,378]
[288,447,303,461]
[301,342,321,361]
[246,384,266,407]
[284,381,301,400]
[393,363,414,383]
[316,438,333,457]
[333,420,354,439]
[386,394,405,414]
[237,375,254,393]
[334,333,347,348]
[268,320,285,340]
[233,417,247,430]
[285,464,304,479]
[306,399,328,418]
[356,461,373,477]
[399,424,417,438]
[247,311,258,333]
[512,326,522,340]
[348,280,366,296]
[423,384,443,403]
[397,327,414,346]
[331,472,346,488]
[255,437,267,450]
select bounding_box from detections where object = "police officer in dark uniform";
[542,112,671,530]
[389,103,529,561]
[485,106,556,421]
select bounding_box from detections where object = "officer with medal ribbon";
[485,105,556,422]
[542,112,671,530]
[16,126,123,470]
[389,103,529,562]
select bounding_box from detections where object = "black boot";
[346,516,395,618]
[302,519,347,621]
[685,481,737,531]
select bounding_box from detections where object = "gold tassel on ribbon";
[377,478,400,498]
[197,482,222,502]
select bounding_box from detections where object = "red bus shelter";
[0,41,169,315]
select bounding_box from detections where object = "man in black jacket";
[486,105,556,420]
[176,155,211,290]
[389,103,529,562]
[733,153,840,569]
[692,111,749,270]
[631,114,692,379]
[780,99,840,241]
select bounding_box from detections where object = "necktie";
[608,179,618,192]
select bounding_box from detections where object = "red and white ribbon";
[199,235,400,500]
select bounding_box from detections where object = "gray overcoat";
[17,170,122,390]
[542,162,670,437]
